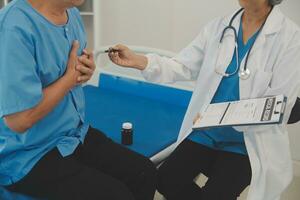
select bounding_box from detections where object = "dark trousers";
[7,127,157,200]
[157,139,252,200]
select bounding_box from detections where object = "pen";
[104,48,120,53]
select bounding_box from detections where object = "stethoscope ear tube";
[220,8,244,43]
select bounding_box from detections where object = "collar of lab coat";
[221,6,284,37]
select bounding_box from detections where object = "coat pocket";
[251,70,273,97]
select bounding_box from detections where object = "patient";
[0,0,157,199]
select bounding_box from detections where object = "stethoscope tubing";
[217,7,273,80]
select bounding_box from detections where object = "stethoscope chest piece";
[239,68,251,80]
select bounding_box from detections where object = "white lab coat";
[142,7,300,200]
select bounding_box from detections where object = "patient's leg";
[6,147,135,200]
[76,127,158,200]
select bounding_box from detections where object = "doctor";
[109,0,300,199]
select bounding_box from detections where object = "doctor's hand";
[108,44,148,70]
[76,49,96,84]
[193,113,201,125]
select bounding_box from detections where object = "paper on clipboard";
[193,95,286,130]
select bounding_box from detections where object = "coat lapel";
[240,7,284,99]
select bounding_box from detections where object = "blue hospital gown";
[0,0,89,185]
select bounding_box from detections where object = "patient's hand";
[76,49,96,84]
[108,44,148,70]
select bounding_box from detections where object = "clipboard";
[193,95,287,130]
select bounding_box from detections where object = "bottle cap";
[122,122,133,130]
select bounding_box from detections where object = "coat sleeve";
[141,21,212,83]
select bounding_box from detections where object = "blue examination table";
[85,73,191,157]
[0,73,192,200]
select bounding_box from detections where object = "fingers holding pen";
[108,50,121,64]
[106,44,147,69]
[107,44,127,59]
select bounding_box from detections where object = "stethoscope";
[215,7,273,80]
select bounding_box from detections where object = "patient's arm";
[4,41,81,133]
[5,75,75,133]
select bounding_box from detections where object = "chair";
[288,97,300,124]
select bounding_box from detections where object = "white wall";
[98,0,239,51]
[93,0,300,160]
[97,0,300,51]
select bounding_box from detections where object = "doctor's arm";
[109,27,208,83]
[4,41,81,133]
[109,45,193,83]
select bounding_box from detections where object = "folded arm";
[4,41,81,133]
